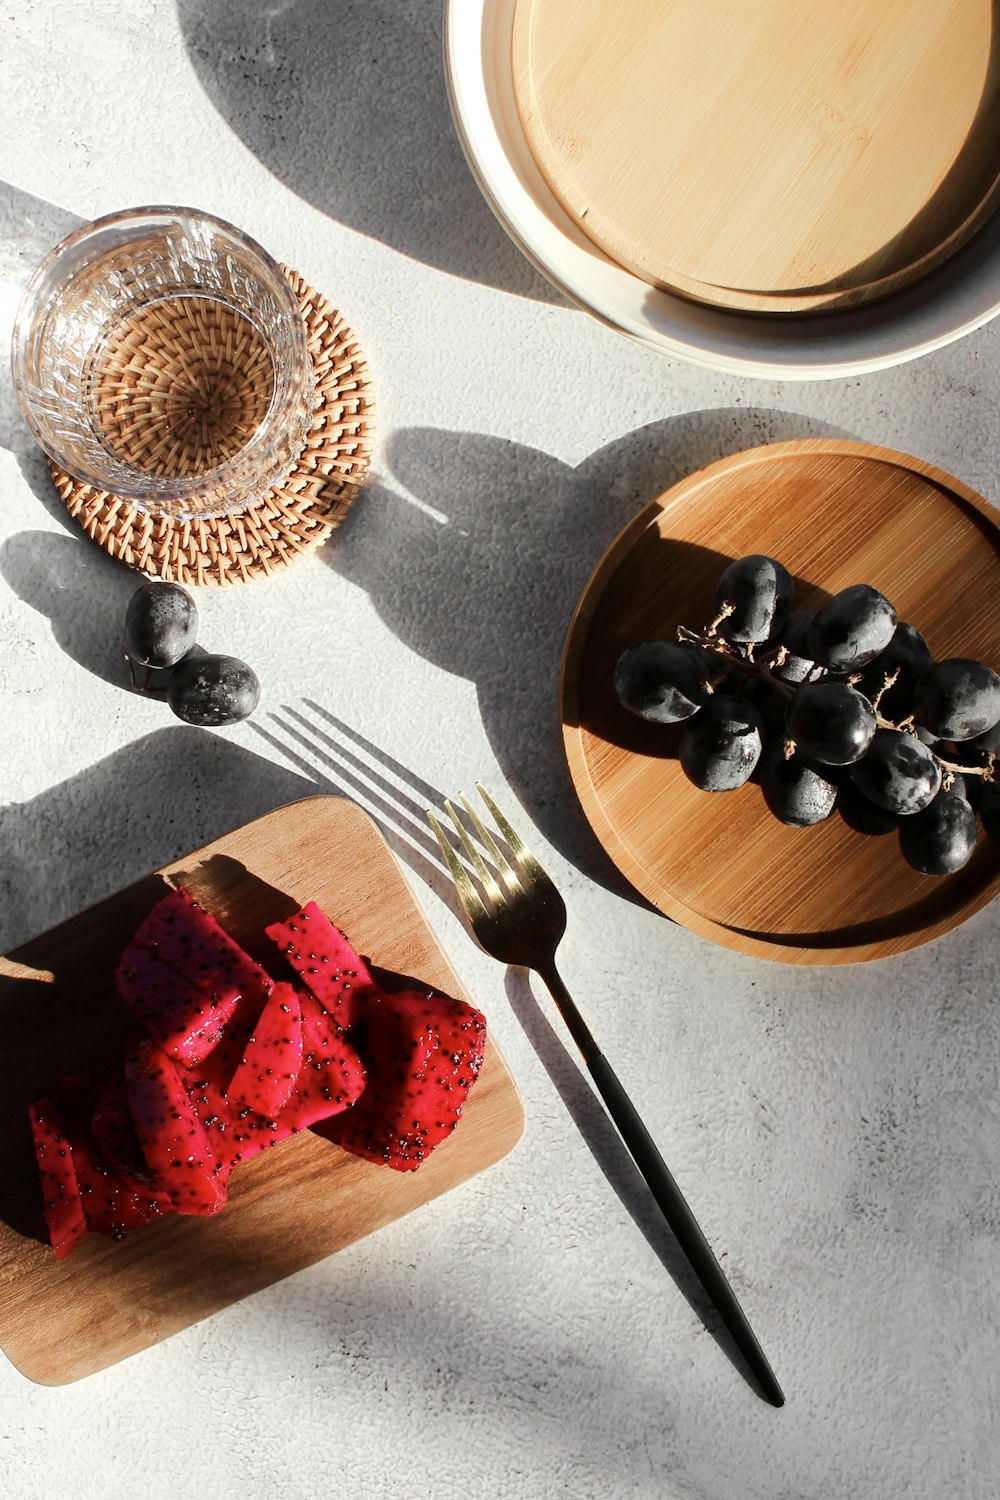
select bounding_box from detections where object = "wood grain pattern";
[561,440,1000,964]
[512,0,1000,312]
[0,797,524,1385]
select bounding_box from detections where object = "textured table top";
[1,3,998,1498]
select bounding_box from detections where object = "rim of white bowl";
[444,0,1000,381]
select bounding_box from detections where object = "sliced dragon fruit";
[186,988,366,1169]
[29,1092,87,1260]
[227,982,304,1118]
[324,986,487,1171]
[273,990,366,1132]
[116,885,273,1068]
[182,979,290,1170]
[91,1076,173,1209]
[125,1035,228,1215]
[36,1076,173,1244]
[265,902,377,1028]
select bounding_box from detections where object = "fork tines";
[428,783,541,914]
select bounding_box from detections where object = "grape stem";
[678,625,996,782]
[704,601,735,638]
[678,627,795,697]
[125,653,151,693]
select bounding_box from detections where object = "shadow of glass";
[322,408,856,895]
[175,0,559,302]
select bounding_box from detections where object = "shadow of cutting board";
[0,796,524,1385]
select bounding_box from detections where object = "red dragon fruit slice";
[29,1092,87,1260]
[182,981,291,1170]
[35,1076,174,1244]
[271,990,366,1133]
[227,982,304,1118]
[187,989,366,1169]
[324,987,487,1171]
[125,1035,228,1214]
[116,886,273,1068]
[265,902,377,1029]
[91,1077,174,1210]
[69,1118,173,1240]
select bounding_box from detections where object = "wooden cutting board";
[0,797,524,1385]
[561,440,1000,964]
[512,0,1000,312]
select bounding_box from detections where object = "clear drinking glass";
[10,206,315,520]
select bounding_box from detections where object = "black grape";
[854,622,931,717]
[838,777,901,836]
[899,790,977,876]
[679,696,763,791]
[715,555,793,644]
[740,678,789,740]
[769,609,819,684]
[168,654,260,727]
[849,729,942,815]
[759,742,838,827]
[613,641,712,724]
[913,659,1000,741]
[807,584,896,673]
[785,680,876,765]
[962,718,1000,757]
[124,582,198,669]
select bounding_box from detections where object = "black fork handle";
[538,962,784,1409]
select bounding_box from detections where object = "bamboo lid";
[512,0,1000,313]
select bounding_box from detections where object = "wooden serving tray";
[513,0,1000,313]
[0,797,524,1385]
[561,440,1000,965]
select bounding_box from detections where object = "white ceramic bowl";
[444,0,1000,380]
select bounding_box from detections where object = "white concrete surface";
[1,3,998,1498]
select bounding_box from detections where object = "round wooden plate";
[513,0,1000,314]
[560,441,1000,965]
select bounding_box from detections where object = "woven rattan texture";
[49,267,374,585]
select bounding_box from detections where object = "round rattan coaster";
[49,267,374,585]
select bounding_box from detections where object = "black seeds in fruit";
[167,653,260,727]
[679,695,763,791]
[913,658,1000,741]
[849,729,942,815]
[785,680,876,765]
[806,584,896,673]
[613,641,711,724]
[899,790,977,876]
[124,582,199,669]
[714,555,793,644]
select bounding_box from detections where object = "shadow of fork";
[253,701,781,1403]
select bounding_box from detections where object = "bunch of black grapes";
[614,554,1000,877]
[124,582,260,726]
